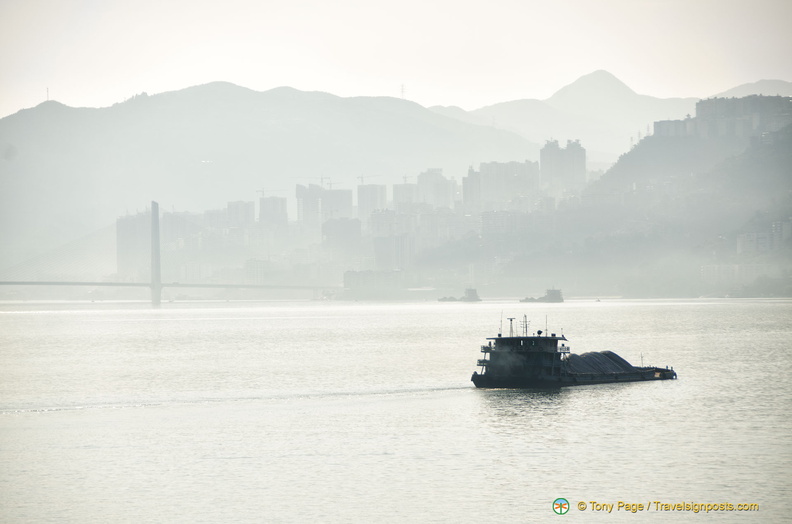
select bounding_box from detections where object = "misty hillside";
[713,79,792,98]
[431,70,699,162]
[585,129,791,231]
[567,124,792,295]
[1,76,788,296]
[410,120,791,297]
[0,82,535,266]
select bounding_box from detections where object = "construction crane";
[296,177,332,189]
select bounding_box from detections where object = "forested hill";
[0,82,535,267]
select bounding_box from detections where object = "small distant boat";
[439,288,482,302]
[471,316,677,388]
[520,288,563,303]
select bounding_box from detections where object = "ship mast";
[521,315,530,336]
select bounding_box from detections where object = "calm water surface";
[1,299,790,522]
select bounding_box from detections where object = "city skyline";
[2,0,791,119]
[1,92,789,302]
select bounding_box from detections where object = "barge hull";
[471,368,677,389]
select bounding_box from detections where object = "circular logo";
[553,498,570,515]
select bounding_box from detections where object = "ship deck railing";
[484,345,571,353]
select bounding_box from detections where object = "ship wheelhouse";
[477,316,570,379]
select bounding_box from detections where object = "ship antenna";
[499,310,503,337]
[545,315,548,336]
[507,317,515,337]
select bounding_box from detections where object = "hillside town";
[115,95,792,299]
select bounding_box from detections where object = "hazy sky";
[1,0,790,118]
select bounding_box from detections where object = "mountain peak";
[547,70,636,103]
[712,79,792,98]
[164,81,260,100]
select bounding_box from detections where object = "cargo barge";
[471,316,677,388]
[520,288,563,303]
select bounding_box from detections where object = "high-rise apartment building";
[393,182,418,212]
[464,161,540,213]
[417,168,456,209]
[116,209,151,280]
[357,184,387,230]
[259,196,288,226]
[540,139,586,196]
[227,201,255,228]
[295,184,354,229]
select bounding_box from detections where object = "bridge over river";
[0,202,341,306]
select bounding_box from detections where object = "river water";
[1,299,790,522]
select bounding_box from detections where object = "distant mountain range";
[431,71,792,164]
[0,83,533,266]
[0,71,789,267]
[712,79,792,98]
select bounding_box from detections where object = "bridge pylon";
[151,201,162,307]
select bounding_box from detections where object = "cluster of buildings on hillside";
[115,95,792,297]
[117,139,589,291]
[293,139,586,231]
[701,219,792,290]
[654,95,792,140]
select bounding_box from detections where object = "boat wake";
[0,385,473,416]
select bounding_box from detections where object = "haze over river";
[1,299,789,522]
